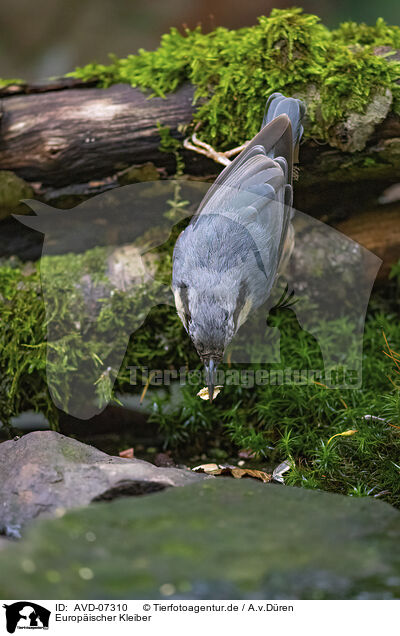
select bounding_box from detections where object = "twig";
[183,132,249,167]
[363,414,400,430]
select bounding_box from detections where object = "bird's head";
[189,302,234,402]
[174,284,237,401]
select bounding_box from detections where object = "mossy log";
[0,80,399,220]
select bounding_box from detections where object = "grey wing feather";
[196,114,294,217]
[174,94,305,307]
[190,114,295,280]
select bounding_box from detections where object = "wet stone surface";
[0,431,207,537]
[0,476,399,599]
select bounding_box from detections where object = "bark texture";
[0,80,399,272]
[0,80,399,201]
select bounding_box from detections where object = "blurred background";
[0,0,399,82]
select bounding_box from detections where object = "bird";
[172,92,306,401]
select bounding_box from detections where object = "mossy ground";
[0,247,399,508]
[67,9,400,148]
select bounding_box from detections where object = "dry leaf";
[192,463,272,483]
[230,468,272,483]
[192,463,226,475]
[197,386,223,400]
[119,448,134,459]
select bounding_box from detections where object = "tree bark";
[0,82,202,186]
[0,79,399,280]
[0,80,399,215]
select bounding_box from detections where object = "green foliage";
[156,122,185,175]
[0,249,399,506]
[331,17,400,48]
[68,8,400,148]
[0,246,196,429]
[0,78,24,88]
[0,263,50,426]
[145,258,400,508]
[150,304,400,507]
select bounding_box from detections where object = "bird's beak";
[204,358,217,403]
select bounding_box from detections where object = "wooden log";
[0,81,399,218]
[0,83,203,187]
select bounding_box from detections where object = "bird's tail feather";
[261,92,306,162]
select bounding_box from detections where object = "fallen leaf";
[230,468,272,483]
[192,463,272,483]
[192,463,226,474]
[197,386,223,400]
[119,448,134,459]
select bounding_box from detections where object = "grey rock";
[329,88,393,152]
[0,431,207,537]
[0,479,398,599]
[374,46,400,63]
[0,536,12,550]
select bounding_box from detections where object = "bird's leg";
[183,132,249,167]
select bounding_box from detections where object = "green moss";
[0,78,24,89]
[156,122,185,175]
[0,242,194,429]
[331,17,400,48]
[149,306,400,508]
[317,47,395,129]
[0,250,399,506]
[67,8,400,148]
[0,262,50,428]
[117,162,160,185]
[0,171,34,220]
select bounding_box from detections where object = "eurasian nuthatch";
[172,93,305,400]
